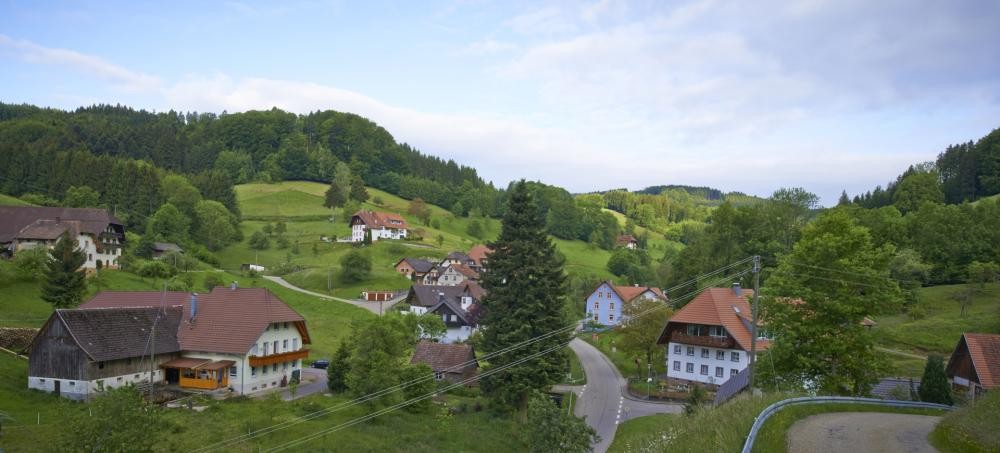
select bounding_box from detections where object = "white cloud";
[0,34,161,93]
[461,39,518,56]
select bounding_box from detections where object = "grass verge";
[930,391,1000,452]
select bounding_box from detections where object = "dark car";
[312,359,330,369]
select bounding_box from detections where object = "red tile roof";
[658,287,770,352]
[964,333,1000,389]
[352,210,409,230]
[616,235,638,245]
[79,287,309,355]
[468,245,492,266]
[610,284,666,302]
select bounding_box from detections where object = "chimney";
[732,283,742,296]
[231,281,238,290]
[190,293,199,320]
[438,292,446,304]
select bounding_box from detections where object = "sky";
[2,0,999,205]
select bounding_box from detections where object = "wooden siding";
[28,317,90,380]
[664,324,738,349]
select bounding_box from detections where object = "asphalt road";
[567,338,682,453]
[787,412,942,453]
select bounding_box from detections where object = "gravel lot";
[787,412,941,453]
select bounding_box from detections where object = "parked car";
[312,359,330,369]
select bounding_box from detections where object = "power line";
[779,259,922,286]
[267,268,753,452]
[195,260,754,451]
[776,271,902,291]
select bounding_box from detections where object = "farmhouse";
[152,242,184,259]
[442,251,477,269]
[406,281,484,343]
[655,284,770,386]
[0,206,125,269]
[437,263,480,286]
[29,287,311,399]
[616,234,638,249]
[468,244,491,269]
[410,341,478,384]
[350,210,409,242]
[394,258,435,281]
[946,332,1000,399]
[585,282,667,326]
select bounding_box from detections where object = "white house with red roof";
[350,210,409,242]
[585,281,667,326]
[29,286,312,397]
[655,284,769,386]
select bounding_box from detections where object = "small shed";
[361,290,395,302]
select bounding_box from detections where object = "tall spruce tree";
[918,355,953,405]
[480,181,570,420]
[41,232,88,308]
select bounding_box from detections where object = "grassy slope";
[0,193,34,206]
[930,390,1000,452]
[608,392,794,452]
[582,330,667,379]
[225,182,614,298]
[0,353,525,452]
[874,282,1000,377]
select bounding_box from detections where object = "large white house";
[28,287,311,399]
[350,210,409,242]
[0,206,125,269]
[655,284,770,386]
[405,282,484,343]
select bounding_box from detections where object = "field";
[874,282,1000,377]
[0,353,526,452]
[930,390,1000,452]
[0,193,33,206]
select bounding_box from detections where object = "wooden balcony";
[249,349,310,367]
[670,332,736,349]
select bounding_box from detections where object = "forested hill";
[0,103,497,224]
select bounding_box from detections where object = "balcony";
[249,349,310,367]
[670,332,735,349]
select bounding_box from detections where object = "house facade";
[437,264,479,287]
[655,284,770,386]
[29,287,312,399]
[0,207,125,269]
[350,210,409,242]
[406,282,484,343]
[468,245,491,270]
[585,282,667,326]
[946,333,999,399]
[394,258,434,281]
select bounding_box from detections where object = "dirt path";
[262,276,404,315]
[787,412,941,453]
[876,346,928,360]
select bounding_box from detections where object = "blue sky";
[2,0,999,205]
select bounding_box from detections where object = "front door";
[54,380,61,396]
[166,368,180,384]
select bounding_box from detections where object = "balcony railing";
[670,332,736,349]
[249,349,310,367]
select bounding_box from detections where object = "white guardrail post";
[740,396,954,453]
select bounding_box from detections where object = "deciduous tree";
[526,391,598,453]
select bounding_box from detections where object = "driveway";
[263,276,405,315]
[252,367,329,401]
[566,338,682,453]
[787,412,941,453]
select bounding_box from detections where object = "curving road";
[566,338,682,453]
[263,276,404,314]
[787,412,941,453]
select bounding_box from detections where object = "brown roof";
[657,287,770,352]
[468,245,491,266]
[351,210,410,230]
[410,341,478,374]
[79,287,309,355]
[963,333,1000,389]
[16,219,82,241]
[0,206,122,243]
[42,306,183,362]
[616,235,638,245]
[396,258,435,273]
[609,283,666,302]
[408,281,486,308]
[450,264,480,280]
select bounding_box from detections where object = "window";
[686,324,708,336]
[293,338,298,350]
[283,339,289,349]
[251,367,257,376]
[273,340,279,353]
[282,362,288,370]
[117,377,123,382]
[731,352,740,362]
[731,369,739,377]
[608,314,614,322]
[69,381,75,386]
[434,372,444,381]
[252,343,259,356]
[673,345,681,355]
[700,365,708,375]
[283,322,289,329]
[609,302,615,310]
[593,314,598,322]
[230,366,237,377]
[263,343,269,355]
[450,315,457,322]
[686,346,694,356]
[263,366,268,375]
[701,348,709,358]
[673,361,681,371]
[272,363,278,372]
[685,363,694,373]
[98,362,105,369]
[716,350,725,360]
[715,367,723,378]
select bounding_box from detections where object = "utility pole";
[748,255,761,392]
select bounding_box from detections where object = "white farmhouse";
[0,206,125,269]
[350,210,409,242]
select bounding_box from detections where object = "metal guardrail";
[740,396,954,453]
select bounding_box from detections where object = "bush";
[339,250,372,283]
[203,272,225,291]
[12,247,49,280]
[188,245,221,267]
[248,231,270,250]
[136,260,175,279]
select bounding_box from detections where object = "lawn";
[0,193,34,206]
[0,353,527,452]
[873,282,1000,377]
[607,392,795,452]
[930,390,1000,452]
[582,329,666,380]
